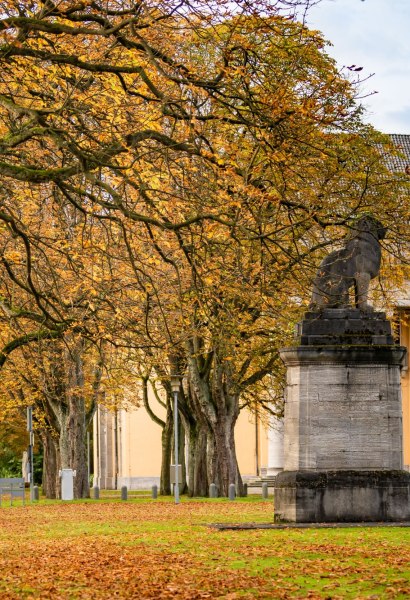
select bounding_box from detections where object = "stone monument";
[274,216,410,522]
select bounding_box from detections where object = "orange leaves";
[0,1,407,436]
[0,500,410,599]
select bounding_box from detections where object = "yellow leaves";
[0,500,409,598]
[2,250,22,263]
[0,2,406,418]
[270,151,288,164]
[201,275,214,286]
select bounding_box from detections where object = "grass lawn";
[0,496,409,599]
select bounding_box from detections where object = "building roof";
[387,134,410,173]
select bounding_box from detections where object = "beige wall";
[234,409,269,476]
[118,400,165,478]
[117,403,265,479]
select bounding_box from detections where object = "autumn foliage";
[0,1,408,496]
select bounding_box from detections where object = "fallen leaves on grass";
[0,501,409,598]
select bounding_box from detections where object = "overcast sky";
[305,0,410,134]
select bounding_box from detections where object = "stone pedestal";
[274,309,410,522]
[275,470,410,522]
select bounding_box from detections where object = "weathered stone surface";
[281,345,406,367]
[280,347,405,471]
[295,309,394,346]
[274,470,410,523]
[276,309,408,523]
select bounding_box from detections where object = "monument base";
[274,470,410,523]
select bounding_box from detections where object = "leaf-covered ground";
[0,497,409,598]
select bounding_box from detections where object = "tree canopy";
[0,0,408,496]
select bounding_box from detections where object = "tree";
[0,179,142,497]
[0,1,408,496]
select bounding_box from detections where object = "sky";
[305,0,410,134]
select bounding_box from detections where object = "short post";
[243,483,248,497]
[262,482,268,499]
[92,485,100,500]
[152,484,158,499]
[209,483,217,498]
[121,485,128,501]
[229,483,236,501]
[33,485,39,501]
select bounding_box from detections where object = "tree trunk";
[49,340,89,499]
[70,396,89,498]
[67,341,89,499]
[160,404,173,495]
[206,430,218,493]
[180,384,209,498]
[186,344,243,497]
[212,414,243,497]
[187,422,208,497]
[59,409,71,469]
[34,339,98,499]
[178,417,188,494]
[41,429,59,499]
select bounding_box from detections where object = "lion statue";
[309,215,387,311]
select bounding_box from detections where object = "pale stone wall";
[282,352,404,472]
[93,387,166,489]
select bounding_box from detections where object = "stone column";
[94,406,116,490]
[267,415,284,476]
[274,309,410,523]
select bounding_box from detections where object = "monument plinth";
[274,309,410,522]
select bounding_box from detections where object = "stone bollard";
[262,482,268,499]
[121,485,128,501]
[33,485,39,501]
[209,483,217,498]
[92,486,100,500]
[229,483,236,501]
[243,483,248,497]
[152,485,158,499]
